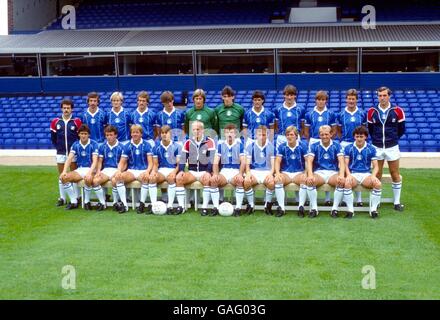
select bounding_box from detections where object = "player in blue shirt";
[60,124,99,210]
[243,90,275,142]
[107,92,132,144]
[304,90,338,205]
[306,125,346,218]
[81,92,107,143]
[343,126,382,219]
[244,125,276,215]
[274,126,309,217]
[274,85,306,149]
[155,91,186,143]
[210,124,246,217]
[114,125,154,214]
[92,125,124,212]
[148,125,182,215]
[131,91,156,148]
[337,89,367,207]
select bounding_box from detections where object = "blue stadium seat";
[424,140,438,152]
[410,140,423,152]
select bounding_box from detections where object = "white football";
[152,201,167,215]
[218,202,234,217]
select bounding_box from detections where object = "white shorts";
[220,168,241,183]
[251,170,272,184]
[128,169,146,179]
[56,154,67,164]
[188,170,209,181]
[101,168,118,179]
[309,137,320,145]
[158,167,175,178]
[351,172,370,184]
[283,171,302,181]
[75,167,91,178]
[373,145,401,161]
[315,169,338,184]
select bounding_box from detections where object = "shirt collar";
[163,107,176,116]
[137,107,149,115]
[287,140,300,151]
[345,106,359,115]
[131,138,143,147]
[252,106,265,115]
[378,103,391,112]
[354,141,367,152]
[319,139,333,150]
[256,139,269,150]
[87,108,99,116]
[80,139,91,148]
[112,107,124,116]
[160,141,172,149]
[313,106,328,115]
[106,140,119,149]
[283,102,297,110]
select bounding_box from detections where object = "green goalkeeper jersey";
[215,103,245,138]
[184,105,218,134]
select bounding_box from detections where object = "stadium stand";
[1,89,439,151]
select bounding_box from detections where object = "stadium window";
[40,53,116,76]
[118,52,193,75]
[278,49,358,73]
[197,50,274,74]
[362,47,440,72]
[0,54,39,77]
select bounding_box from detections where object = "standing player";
[244,125,276,215]
[155,91,186,142]
[60,124,99,210]
[107,92,132,145]
[306,125,345,218]
[114,125,154,214]
[274,126,309,218]
[184,89,218,138]
[343,126,382,219]
[274,84,305,149]
[148,125,182,215]
[131,91,156,148]
[215,86,244,139]
[211,124,246,217]
[50,99,82,207]
[337,89,367,206]
[81,92,107,144]
[304,90,338,205]
[243,90,275,143]
[92,125,124,211]
[367,86,406,211]
[175,121,216,216]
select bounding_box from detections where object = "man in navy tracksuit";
[367,86,406,211]
[50,99,82,207]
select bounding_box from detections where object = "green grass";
[1,166,440,299]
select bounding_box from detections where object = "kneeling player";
[92,125,124,211]
[60,124,99,210]
[114,125,154,214]
[149,125,182,215]
[211,124,246,217]
[274,126,308,217]
[306,125,345,218]
[244,125,276,215]
[176,121,216,216]
[343,126,382,219]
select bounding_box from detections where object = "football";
[152,201,167,215]
[218,202,234,217]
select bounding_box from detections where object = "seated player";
[274,126,309,218]
[210,124,246,217]
[175,121,216,216]
[343,126,382,219]
[149,125,182,215]
[114,125,154,214]
[92,125,124,212]
[60,124,99,210]
[306,125,345,218]
[244,125,276,215]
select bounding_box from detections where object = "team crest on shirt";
[196,115,202,120]
[57,124,61,130]
[91,118,96,124]
[139,118,144,123]
[115,118,121,124]
[318,116,323,122]
[71,126,76,131]
[227,152,232,158]
[357,155,363,160]
[81,151,87,157]
[167,119,172,124]
[290,154,296,160]
[227,111,232,117]
[350,116,356,122]
[164,152,169,158]
[323,153,330,160]
[260,152,265,158]
[108,152,113,158]
[135,149,141,155]
[202,150,207,155]
[287,112,292,117]
[381,114,387,120]
[256,118,261,123]
[392,118,396,123]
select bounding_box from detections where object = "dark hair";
[60,99,74,109]
[224,124,237,131]
[346,89,358,99]
[283,84,298,96]
[221,86,235,97]
[104,125,118,135]
[160,125,172,133]
[377,86,392,96]
[87,92,100,103]
[78,124,90,134]
[252,90,265,101]
[315,90,328,101]
[353,125,369,137]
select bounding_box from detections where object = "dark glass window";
[118,52,193,75]
[0,54,39,77]
[41,53,116,76]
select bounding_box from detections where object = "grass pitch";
[0,166,440,300]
